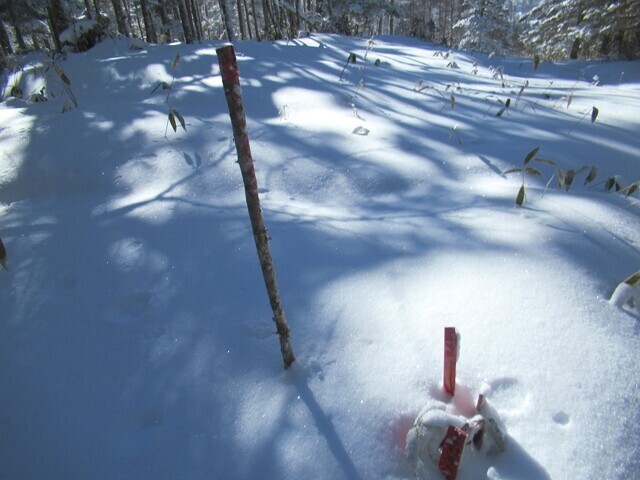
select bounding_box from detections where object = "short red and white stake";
[443,327,458,396]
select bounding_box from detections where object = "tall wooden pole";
[216,45,296,369]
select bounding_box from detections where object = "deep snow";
[1,34,639,480]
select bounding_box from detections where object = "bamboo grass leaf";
[624,271,640,286]
[516,185,526,206]
[557,169,566,187]
[585,166,598,184]
[172,108,186,131]
[605,177,616,191]
[625,182,639,197]
[564,169,575,190]
[534,157,557,166]
[524,147,540,165]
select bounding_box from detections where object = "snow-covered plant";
[545,165,598,194]
[610,271,640,314]
[359,38,375,87]
[4,56,77,112]
[449,125,462,144]
[521,81,553,113]
[414,81,456,111]
[495,97,511,117]
[618,181,639,198]
[506,147,600,205]
[151,53,186,137]
[504,146,543,206]
[601,177,639,201]
[339,52,357,81]
[514,79,528,108]
[48,60,78,112]
[568,105,598,135]
[60,17,108,53]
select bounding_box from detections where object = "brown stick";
[216,44,296,369]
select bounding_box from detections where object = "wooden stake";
[216,44,296,369]
[444,327,458,395]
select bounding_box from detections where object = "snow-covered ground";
[1,34,639,479]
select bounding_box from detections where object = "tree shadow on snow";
[293,374,364,480]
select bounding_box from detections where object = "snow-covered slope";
[1,34,639,479]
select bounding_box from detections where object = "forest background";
[0,0,639,64]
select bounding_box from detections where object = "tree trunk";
[0,16,14,54]
[156,0,170,41]
[242,0,252,39]
[251,0,260,40]
[111,0,130,36]
[122,0,136,37]
[139,0,158,43]
[218,0,237,42]
[261,0,271,37]
[6,0,27,51]
[570,37,581,59]
[183,0,197,40]
[216,44,296,370]
[48,0,70,51]
[176,0,194,43]
[236,0,247,40]
[190,0,204,41]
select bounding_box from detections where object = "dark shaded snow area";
[1,34,639,479]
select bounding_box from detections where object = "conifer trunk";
[216,44,296,369]
[111,0,130,36]
[218,0,237,42]
[139,0,158,43]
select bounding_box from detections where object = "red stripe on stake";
[444,327,458,395]
[438,425,467,480]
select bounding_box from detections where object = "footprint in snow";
[105,291,154,328]
[118,291,153,315]
[352,126,370,135]
[552,410,571,426]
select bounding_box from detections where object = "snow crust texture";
[1,35,639,480]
